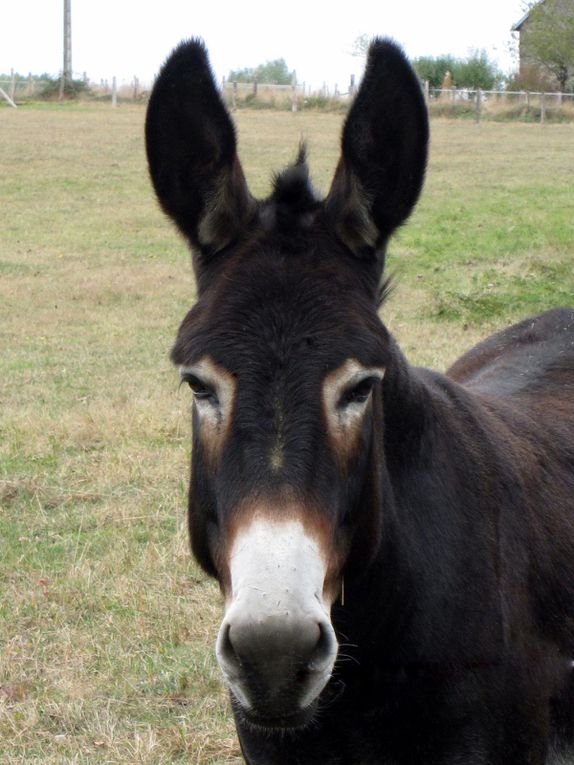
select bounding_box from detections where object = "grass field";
[1,103,573,764]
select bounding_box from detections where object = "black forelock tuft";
[268,143,320,224]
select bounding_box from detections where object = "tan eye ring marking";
[322,359,385,456]
[179,357,237,456]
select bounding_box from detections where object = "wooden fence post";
[10,68,16,101]
[349,74,356,97]
[540,92,545,124]
[133,76,139,101]
[27,72,33,96]
[111,76,117,107]
[423,80,429,106]
[475,89,482,124]
[232,81,237,112]
[291,76,297,113]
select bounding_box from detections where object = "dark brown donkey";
[146,38,574,765]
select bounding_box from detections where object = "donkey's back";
[448,308,574,399]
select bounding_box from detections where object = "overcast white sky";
[3,1,526,88]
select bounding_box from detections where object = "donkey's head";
[146,38,428,729]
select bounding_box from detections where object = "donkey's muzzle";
[217,610,337,726]
[215,516,339,726]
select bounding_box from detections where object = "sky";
[3,0,527,89]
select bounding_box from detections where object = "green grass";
[433,260,574,323]
[1,104,574,763]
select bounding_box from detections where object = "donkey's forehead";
[171,255,388,372]
[172,223,388,365]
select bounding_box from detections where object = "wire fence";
[425,87,574,123]
[428,86,574,106]
[216,82,574,119]
[0,71,151,106]
[220,80,354,112]
[1,69,574,123]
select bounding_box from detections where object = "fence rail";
[428,86,574,105]
[425,86,574,123]
[1,68,574,122]
[0,71,151,106]
[220,78,357,112]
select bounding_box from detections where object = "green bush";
[228,58,294,85]
[38,76,91,100]
[413,51,503,90]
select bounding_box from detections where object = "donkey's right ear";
[145,40,255,257]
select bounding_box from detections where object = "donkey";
[146,38,574,764]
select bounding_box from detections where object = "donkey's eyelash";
[181,372,204,388]
[181,374,219,403]
[337,376,379,409]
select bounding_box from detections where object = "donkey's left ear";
[146,39,255,257]
[325,39,428,259]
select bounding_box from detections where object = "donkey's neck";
[339,333,509,664]
[381,334,432,462]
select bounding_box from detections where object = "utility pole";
[59,0,72,101]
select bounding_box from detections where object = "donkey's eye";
[338,376,378,409]
[182,374,219,405]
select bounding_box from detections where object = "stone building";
[511,0,573,91]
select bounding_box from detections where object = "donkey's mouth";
[235,698,319,732]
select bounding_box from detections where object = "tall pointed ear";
[325,39,428,258]
[145,40,256,257]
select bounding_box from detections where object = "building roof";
[512,0,550,32]
[511,10,530,31]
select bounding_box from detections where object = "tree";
[412,55,457,88]
[453,50,504,90]
[351,34,370,59]
[352,38,501,90]
[520,0,574,91]
[228,58,294,85]
[412,51,502,90]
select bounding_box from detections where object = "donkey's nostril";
[308,620,337,671]
[217,621,241,674]
[216,608,338,716]
[218,614,335,678]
